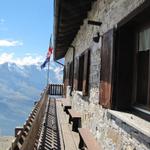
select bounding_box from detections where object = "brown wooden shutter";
[83,50,90,96]
[100,28,115,108]
[74,57,79,90]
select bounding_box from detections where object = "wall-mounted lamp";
[93,32,100,43]
[88,20,102,43]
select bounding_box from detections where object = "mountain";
[0,62,63,135]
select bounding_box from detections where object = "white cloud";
[0,18,8,31]
[53,65,63,82]
[0,40,23,47]
[0,52,63,81]
[0,53,14,64]
[15,55,43,66]
[0,52,43,66]
[0,18,5,24]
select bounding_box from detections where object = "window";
[139,27,150,51]
[135,27,150,109]
[78,54,84,91]
[69,61,73,87]
[83,50,90,96]
[75,49,90,95]
[112,2,150,120]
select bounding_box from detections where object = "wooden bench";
[78,128,102,150]
[68,109,81,132]
[62,101,71,114]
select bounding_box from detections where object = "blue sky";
[0,0,53,65]
[0,1,64,136]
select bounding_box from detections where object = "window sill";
[108,110,150,138]
[133,106,150,115]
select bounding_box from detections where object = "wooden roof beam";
[59,27,80,34]
[61,14,87,22]
[61,11,87,20]
[56,35,77,42]
[56,40,73,46]
[59,19,83,28]
[58,31,77,37]
[62,6,91,17]
[62,0,92,11]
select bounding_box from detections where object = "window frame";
[76,49,90,96]
[133,24,150,110]
[77,53,84,91]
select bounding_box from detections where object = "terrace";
[8,84,87,150]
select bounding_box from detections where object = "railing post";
[59,84,60,95]
[50,84,52,95]
[59,85,61,95]
[48,84,64,96]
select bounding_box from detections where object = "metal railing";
[49,84,64,96]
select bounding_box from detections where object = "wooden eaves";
[53,0,96,60]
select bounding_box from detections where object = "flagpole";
[47,59,50,85]
[47,34,52,86]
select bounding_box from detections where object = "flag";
[41,36,53,69]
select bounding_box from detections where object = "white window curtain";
[139,27,150,51]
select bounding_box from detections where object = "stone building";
[54,0,150,149]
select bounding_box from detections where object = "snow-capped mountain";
[0,62,63,135]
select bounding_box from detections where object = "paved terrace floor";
[36,97,79,150]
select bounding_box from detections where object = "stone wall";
[65,0,150,149]
[68,90,150,150]
[65,0,146,103]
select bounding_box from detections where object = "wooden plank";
[62,101,71,107]
[78,128,102,150]
[68,109,81,118]
[56,101,79,150]
[17,142,22,149]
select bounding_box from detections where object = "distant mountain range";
[0,62,63,135]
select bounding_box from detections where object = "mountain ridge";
[0,62,63,135]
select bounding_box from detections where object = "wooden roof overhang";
[54,0,96,60]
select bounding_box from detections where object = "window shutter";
[83,50,90,96]
[100,28,115,108]
[74,57,79,90]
